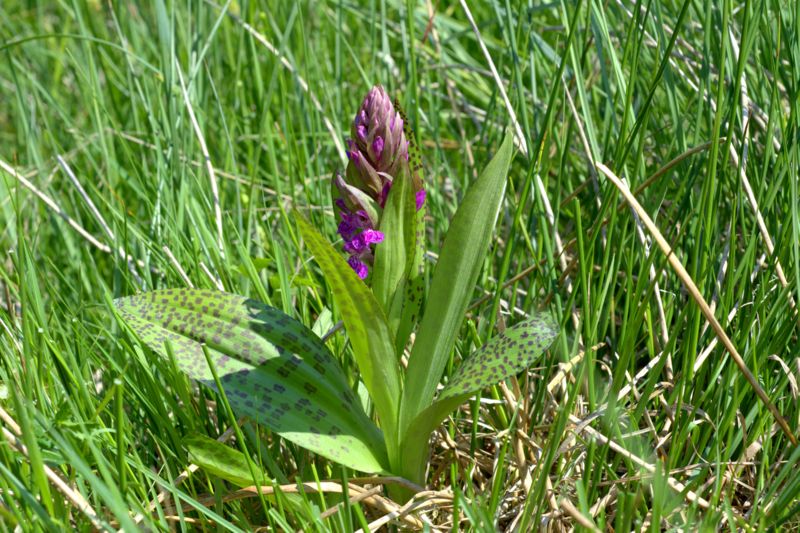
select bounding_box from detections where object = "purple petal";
[344,234,366,253]
[338,220,356,242]
[372,136,384,161]
[415,189,426,210]
[362,229,384,245]
[348,256,368,279]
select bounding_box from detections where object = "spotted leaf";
[439,313,559,400]
[114,289,389,473]
[295,214,402,449]
[398,312,558,476]
[393,98,424,192]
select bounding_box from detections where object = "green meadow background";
[1,0,799,530]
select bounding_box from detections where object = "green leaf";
[383,98,428,354]
[372,162,418,337]
[393,235,425,356]
[294,214,402,454]
[184,434,268,487]
[399,313,558,478]
[114,289,388,473]
[393,98,425,196]
[184,434,306,512]
[400,131,515,436]
[440,313,558,400]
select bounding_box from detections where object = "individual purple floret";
[347,256,369,279]
[415,189,426,210]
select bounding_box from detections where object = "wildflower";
[334,85,427,278]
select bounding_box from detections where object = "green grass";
[1,0,799,530]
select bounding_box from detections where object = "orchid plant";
[113,85,558,493]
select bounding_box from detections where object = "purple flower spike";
[332,85,428,280]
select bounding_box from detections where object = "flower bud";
[332,173,380,228]
[345,85,409,200]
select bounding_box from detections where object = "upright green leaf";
[393,203,426,355]
[372,162,419,339]
[400,132,515,436]
[399,313,558,480]
[114,289,388,473]
[372,98,426,354]
[295,215,402,453]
